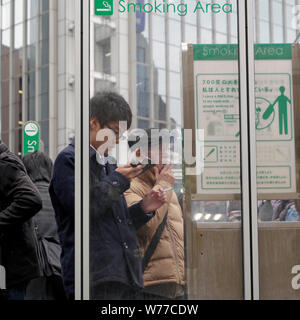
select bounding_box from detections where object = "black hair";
[22,151,53,183]
[128,128,164,152]
[90,91,132,129]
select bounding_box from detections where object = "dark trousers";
[7,282,28,301]
[143,291,185,300]
[91,281,143,300]
[25,276,67,300]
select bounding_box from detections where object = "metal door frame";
[75,0,260,301]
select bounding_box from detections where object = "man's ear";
[135,148,141,158]
[90,117,101,131]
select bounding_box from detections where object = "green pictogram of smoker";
[95,0,113,16]
[263,86,291,135]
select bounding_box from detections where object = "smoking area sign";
[95,0,113,16]
[23,121,40,156]
[193,44,296,195]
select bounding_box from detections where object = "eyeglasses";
[105,124,125,139]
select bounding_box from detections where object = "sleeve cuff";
[129,201,155,230]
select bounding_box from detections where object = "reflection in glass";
[28,0,38,19]
[94,24,112,75]
[27,44,36,71]
[27,18,37,45]
[40,0,49,13]
[40,93,49,120]
[152,15,165,42]
[40,39,49,66]
[154,68,166,97]
[169,98,181,127]
[40,13,49,41]
[184,24,197,44]
[152,41,165,69]
[169,45,180,72]
[14,23,23,50]
[2,29,10,47]
[39,67,49,95]
[137,118,150,129]
[154,94,166,121]
[215,10,227,33]
[200,28,212,44]
[2,2,10,30]
[168,19,181,45]
[272,1,283,26]
[95,78,115,92]
[259,21,270,42]
[137,64,150,117]
[169,72,180,99]
[14,0,24,25]
[258,0,269,22]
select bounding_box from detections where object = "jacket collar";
[137,168,156,186]
[69,138,101,160]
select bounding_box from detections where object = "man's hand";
[141,189,167,213]
[115,164,145,181]
[154,164,175,186]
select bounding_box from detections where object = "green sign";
[95,0,113,16]
[193,44,292,61]
[23,121,40,155]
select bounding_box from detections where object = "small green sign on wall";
[23,121,40,156]
[95,0,113,16]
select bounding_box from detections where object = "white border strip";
[246,0,260,300]
[74,0,82,300]
[238,0,253,300]
[82,0,90,301]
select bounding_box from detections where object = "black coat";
[32,181,62,277]
[49,140,154,299]
[0,143,43,289]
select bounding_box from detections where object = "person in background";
[22,151,66,300]
[49,92,166,300]
[271,200,300,221]
[125,129,185,300]
[0,141,42,300]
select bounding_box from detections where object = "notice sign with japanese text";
[23,121,40,156]
[193,44,296,195]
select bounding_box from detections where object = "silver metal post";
[237,0,259,300]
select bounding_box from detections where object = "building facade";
[0,0,299,160]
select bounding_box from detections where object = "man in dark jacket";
[49,92,166,300]
[23,151,66,300]
[0,142,43,300]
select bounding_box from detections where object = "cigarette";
[163,187,173,192]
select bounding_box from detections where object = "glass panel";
[14,0,24,25]
[86,0,244,301]
[168,19,181,45]
[152,14,165,42]
[253,0,300,300]
[27,0,38,19]
[14,23,23,49]
[1,2,10,30]
[137,64,150,117]
[182,0,244,300]
[40,13,49,41]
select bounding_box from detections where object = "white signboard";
[193,44,296,195]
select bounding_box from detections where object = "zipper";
[166,222,181,286]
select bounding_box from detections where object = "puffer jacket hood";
[0,142,25,172]
[125,169,185,298]
[0,142,43,288]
